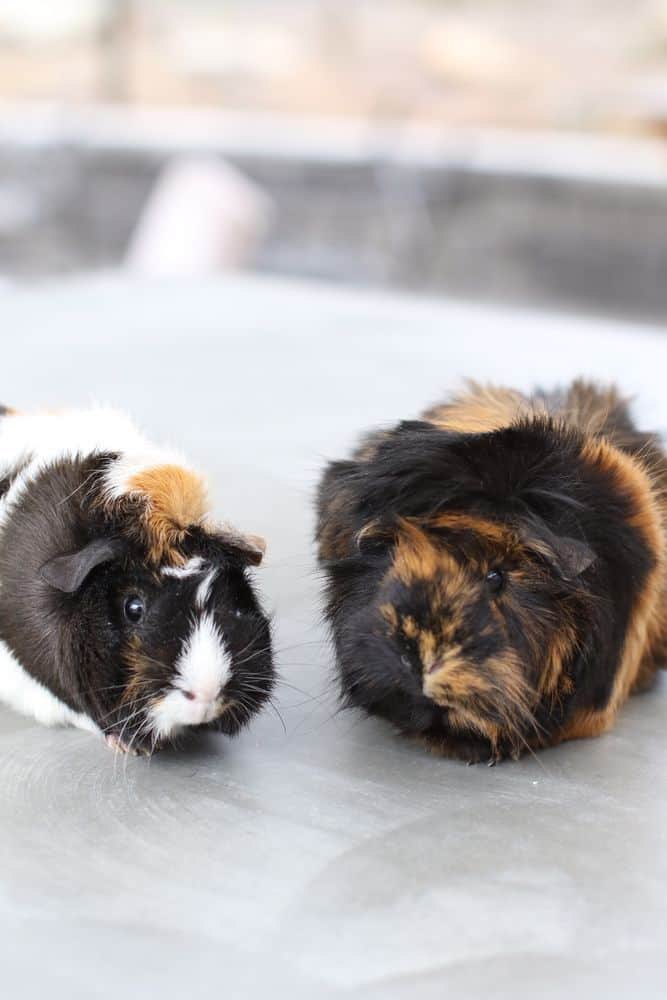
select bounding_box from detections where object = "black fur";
[0,454,274,750]
[316,402,658,761]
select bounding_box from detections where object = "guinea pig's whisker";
[231,637,325,667]
[233,679,267,693]
[233,704,252,729]
[236,672,319,704]
[107,699,155,744]
[233,647,273,668]
[88,682,129,695]
[272,640,329,655]
[112,707,146,739]
[505,722,550,774]
[96,690,156,726]
[115,711,147,758]
[234,685,274,705]
[132,653,174,674]
[289,695,350,739]
[126,717,153,759]
[233,634,265,659]
[223,702,244,731]
[273,677,325,701]
[234,671,271,686]
[265,697,287,733]
[56,468,99,507]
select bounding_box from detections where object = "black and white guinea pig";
[0,404,274,755]
[316,381,667,763]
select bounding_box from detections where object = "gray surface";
[1,274,666,999]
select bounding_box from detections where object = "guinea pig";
[0,405,274,755]
[316,381,667,763]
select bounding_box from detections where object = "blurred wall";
[0,2,667,322]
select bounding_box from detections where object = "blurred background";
[2,0,667,320]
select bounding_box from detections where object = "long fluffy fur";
[316,380,667,762]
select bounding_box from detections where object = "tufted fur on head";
[0,406,274,753]
[316,380,667,763]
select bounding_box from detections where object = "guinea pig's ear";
[40,537,127,593]
[521,522,596,581]
[204,523,266,567]
[316,459,362,559]
[552,536,596,579]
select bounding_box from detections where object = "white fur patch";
[0,406,200,538]
[195,568,218,609]
[161,558,218,609]
[0,638,99,734]
[149,613,231,739]
[0,407,149,473]
[0,406,159,530]
[99,448,189,504]
[161,556,206,579]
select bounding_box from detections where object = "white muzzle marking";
[149,613,231,739]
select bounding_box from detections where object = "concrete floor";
[1,275,666,999]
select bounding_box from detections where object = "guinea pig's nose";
[182,684,220,704]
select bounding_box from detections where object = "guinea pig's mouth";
[421,647,497,707]
[148,686,232,740]
[419,647,540,748]
[135,611,235,740]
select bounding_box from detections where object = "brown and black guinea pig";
[316,381,667,763]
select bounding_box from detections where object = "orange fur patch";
[560,437,665,743]
[402,615,419,640]
[417,629,438,669]
[129,464,208,565]
[379,603,398,631]
[392,523,461,586]
[423,382,540,434]
[430,511,510,547]
[423,654,491,703]
[539,626,578,697]
[120,635,157,706]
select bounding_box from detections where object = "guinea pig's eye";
[123,595,145,624]
[485,568,505,596]
[357,533,390,557]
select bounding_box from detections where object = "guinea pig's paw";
[418,732,495,766]
[104,733,136,755]
[104,732,154,757]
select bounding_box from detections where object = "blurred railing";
[1,106,667,322]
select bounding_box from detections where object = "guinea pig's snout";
[149,614,233,738]
[175,613,231,703]
[178,683,223,706]
[422,647,475,706]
